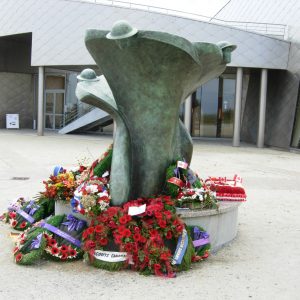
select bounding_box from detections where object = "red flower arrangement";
[82,196,188,277]
[205,175,247,202]
[43,232,81,261]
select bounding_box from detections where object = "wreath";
[4,196,54,231]
[71,176,110,218]
[82,196,208,277]
[165,160,202,198]
[5,145,215,277]
[92,145,113,178]
[13,214,87,265]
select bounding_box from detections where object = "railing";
[212,20,286,37]
[69,0,287,38]
[64,103,95,126]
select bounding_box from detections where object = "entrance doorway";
[192,76,236,138]
[44,75,65,130]
[45,91,65,129]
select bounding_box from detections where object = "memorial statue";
[76,20,236,205]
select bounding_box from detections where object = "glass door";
[220,78,235,138]
[45,91,65,129]
[191,76,236,138]
[192,79,219,137]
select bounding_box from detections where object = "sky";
[103,0,231,18]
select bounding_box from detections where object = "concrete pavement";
[0,129,299,300]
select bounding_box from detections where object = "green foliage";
[164,161,189,199]
[165,164,180,198]
[93,148,113,177]
[16,236,47,265]
[192,177,202,188]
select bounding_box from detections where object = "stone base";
[55,201,240,252]
[55,201,89,223]
[177,202,241,252]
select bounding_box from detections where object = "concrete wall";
[0,0,290,69]
[264,26,300,148]
[0,0,298,148]
[287,27,300,148]
[240,69,260,144]
[0,72,34,129]
[240,68,299,148]
[265,70,299,148]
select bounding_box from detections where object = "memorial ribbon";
[25,200,40,216]
[94,250,128,262]
[187,169,197,185]
[171,228,188,265]
[8,197,26,212]
[53,165,64,177]
[62,214,86,232]
[16,209,35,224]
[30,233,43,249]
[173,167,179,178]
[71,184,83,212]
[192,227,210,248]
[167,177,184,187]
[39,222,81,247]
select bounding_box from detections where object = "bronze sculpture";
[76,20,236,205]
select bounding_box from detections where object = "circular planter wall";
[177,202,241,252]
[55,201,240,252]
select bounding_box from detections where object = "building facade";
[0,0,299,149]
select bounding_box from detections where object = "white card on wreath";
[128,204,146,216]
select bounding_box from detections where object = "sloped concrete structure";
[0,0,299,149]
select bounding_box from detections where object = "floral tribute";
[1,144,246,277]
[165,160,219,210]
[71,176,110,217]
[205,175,247,202]
[82,196,209,277]
[2,196,54,231]
[43,170,77,202]
[13,214,87,265]
[176,187,218,210]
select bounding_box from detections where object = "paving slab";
[0,129,299,300]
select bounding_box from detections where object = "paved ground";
[0,129,299,300]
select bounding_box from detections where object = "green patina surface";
[76,20,235,205]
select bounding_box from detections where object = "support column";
[257,69,268,148]
[37,66,45,136]
[184,95,192,133]
[233,67,243,147]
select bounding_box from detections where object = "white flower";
[99,200,109,210]
[97,191,109,198]
[74,190,82,198]
[85,184,99,194]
